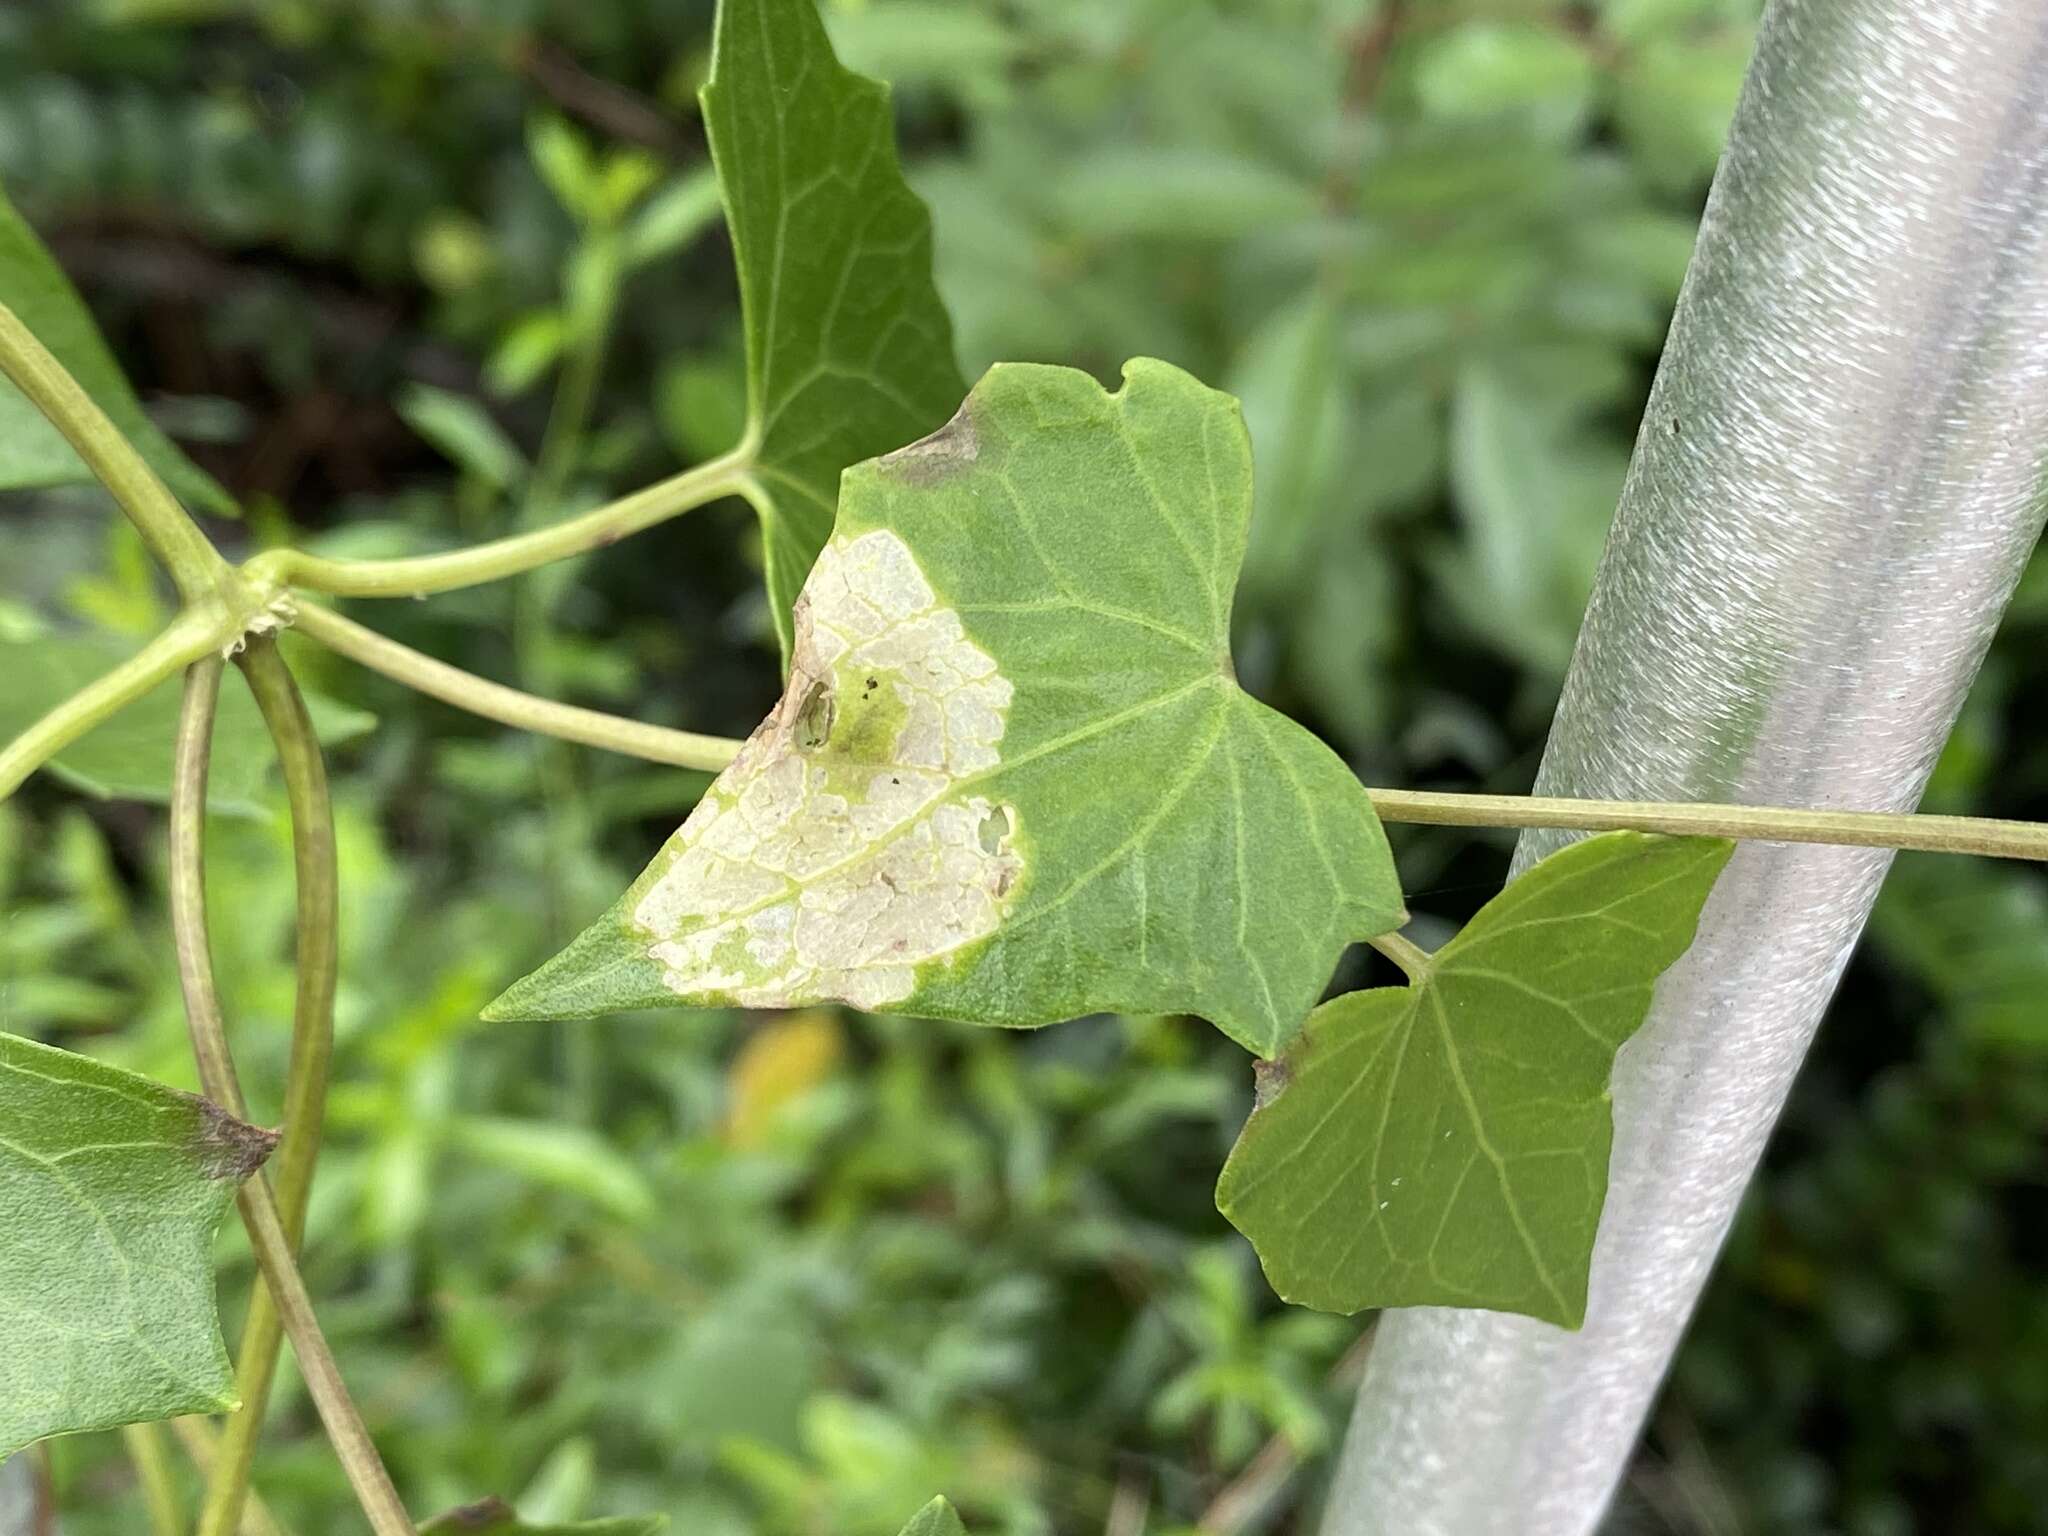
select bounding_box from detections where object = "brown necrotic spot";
[876,400,979,484]
[192,1100,282,1182]
[1252,1057,1292,1111]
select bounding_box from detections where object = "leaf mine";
[630,530,1024,1010]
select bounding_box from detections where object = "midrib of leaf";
[1424,985,1572,1319]
[0,1133,201,1398]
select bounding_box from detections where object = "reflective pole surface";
[1321,2,2048,1533]
[0,1456,42,1536]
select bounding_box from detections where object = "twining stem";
[170,661,415,1536]
[170,659,248,1114]
[232,1175,415,1536]
[243,444,756,600]
[250,657,2048,863]
[1366,788,2048,862]
[293,601,742,771]
[0,300,226,601]
[199,640,339,1536]
[121,1422,184,1536]
[0,610,228,802]
[171,1420,290,1536]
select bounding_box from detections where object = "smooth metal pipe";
[1323,2,2048,1532]
[0,1455,43,1536]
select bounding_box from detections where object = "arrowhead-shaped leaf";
[0,186,233,515]
[0,1031,276,1455]
[490,359,1403,1056]
[898,1498,967,1536]
[704,0,967,654]
[1217,832,1731,1326]
[420,1499,665,1535]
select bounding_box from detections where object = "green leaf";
[1412,23,1597,141]
[702,0,967,656]
[420,1500,664,1535]
[897,1497,967,1536]
[0,1030,277,1455]
[397,384,530,491]
[0,185,233,516]
[488,359,1403,1057]
[1217,832,1732,1326]
[0,631,376,813]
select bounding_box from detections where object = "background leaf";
[0,184,233,515]
[0,1030,275,1455]
[702,0,967,655]
[0,631,375,814]
[420,1498,665,1535]
[1218,833,1732,1326]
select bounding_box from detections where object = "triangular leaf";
[898,1497,967,1536]
[1217,832,1731,1326]
[489,359,1403,1057]
[0,186,234,515]
[703,0,966,655]
[420,1499,665,1535]
[0,1031,276,1455]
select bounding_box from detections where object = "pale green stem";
[1365,787,2048,862]
[244,446,756,600]
[199,641,339,1536]
[121,1421,185,1536]
[232,1175,415,1536]
[171,1419,290,1536]
[170,662,415,1536]
[1367,931,1431,982]
[293,601,741,771]
[0,300,226,601]
[0,610,229,803]
[169,660,248,1115]
[196,656,2048,862]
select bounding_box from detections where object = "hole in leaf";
[977,804,1013,855]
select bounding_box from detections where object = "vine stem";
[243,656,2048,863]
[198,640,339,1536]
[120,1422,183,1536]
[293,601,742,771]
[0,610,229,802]
[1367,931,1431,982]
[170,661,415,1536]
[1365,787,2048,862]
[232,1177,416,1536]
[243,444,757,599]
[172,1419,290,1536]
[0,300,226,601]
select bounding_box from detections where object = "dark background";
[2,1,2045,1532]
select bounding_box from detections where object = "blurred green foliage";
[0,1,2043,1533]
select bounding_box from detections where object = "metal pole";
[0,1456,44,1536]
[1321,2,2048,1532]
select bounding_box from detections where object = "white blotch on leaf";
[633,530,1021,1008]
